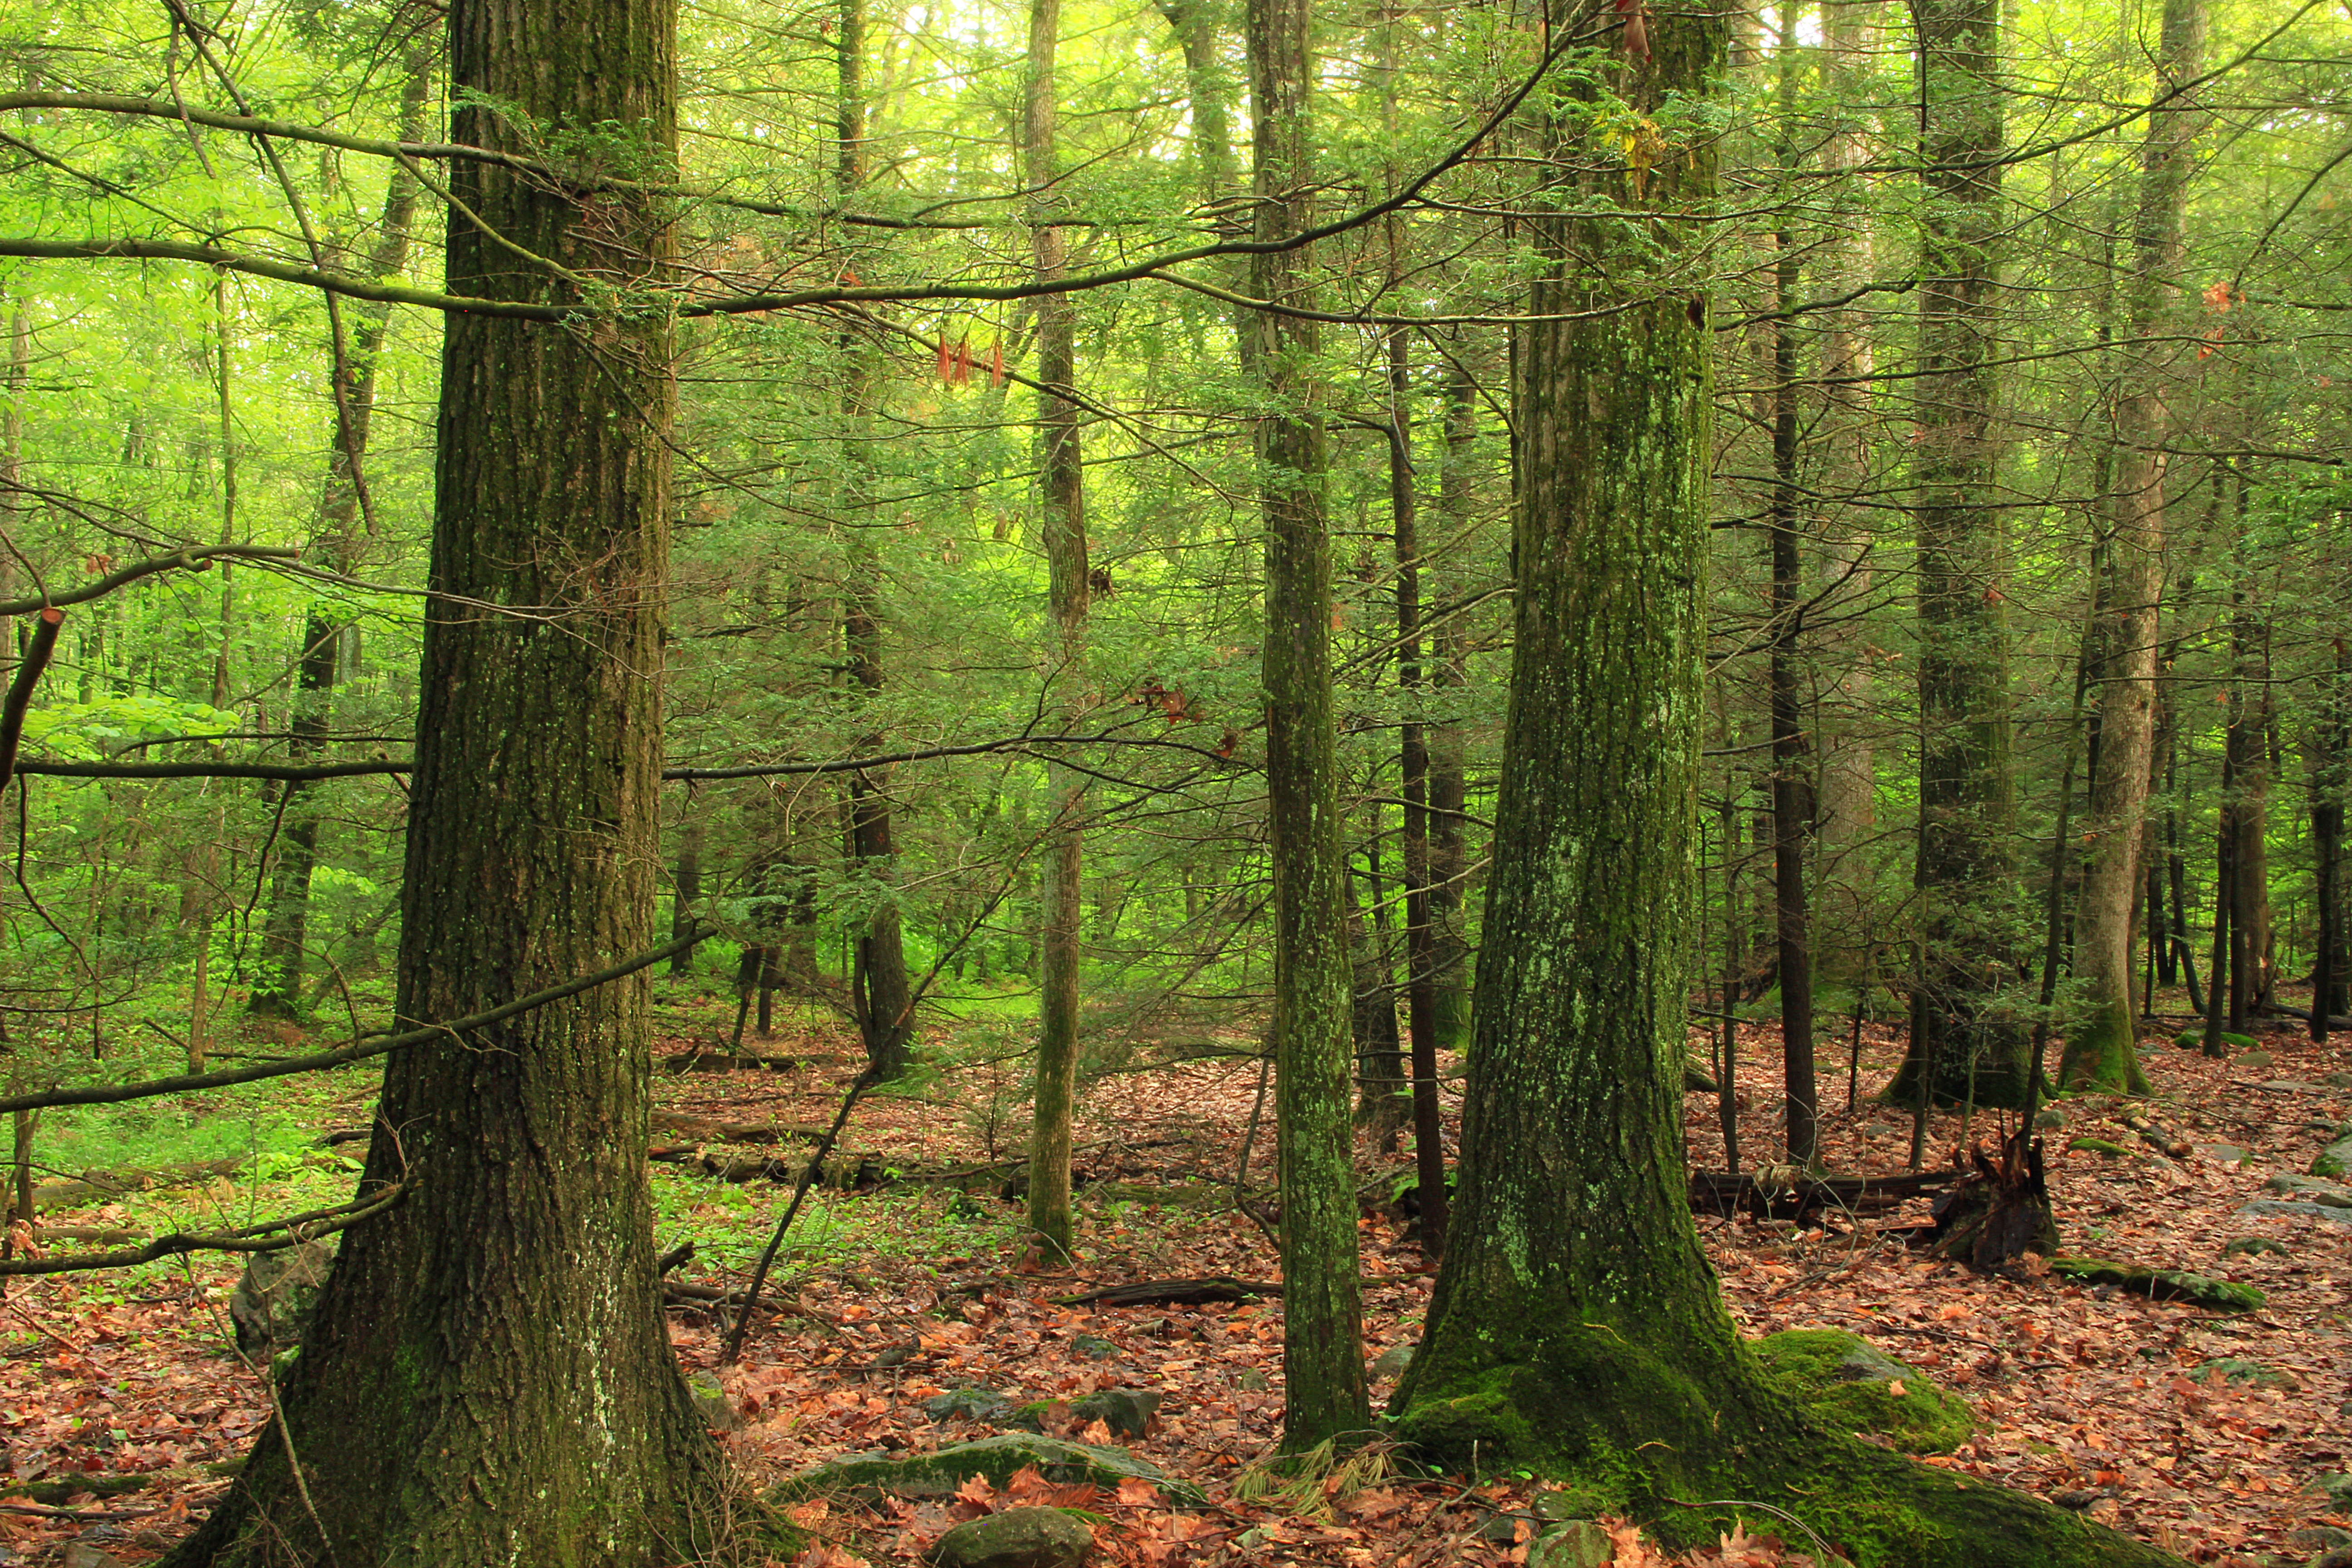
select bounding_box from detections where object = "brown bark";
[162,0,726,1555]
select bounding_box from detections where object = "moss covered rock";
[926,1505,1093,1568]
[2048,1256,2264,1311]
[771,1434,1201,1507]
[1752,1331,1975,1455]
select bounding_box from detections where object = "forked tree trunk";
[1890,0,2030,1109]
[1387,10,2173,1561]
[1245,0,1367,1452]
[2063,0,2200,1092]
[161,0,726,1557]
[1023,0,1092,1259]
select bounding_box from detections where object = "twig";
[720,1065,883,1363]
[0,1178,409,1276]
[0,606,64,794]
[0,546,297,619]
[0,924,708,1116]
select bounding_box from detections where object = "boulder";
[1371,1343,1415,1380]
[926,1387,1017,1425]
[2194,1357,2298,1392]
[228,1238,336,1361]
[2314,1136,2352,1180]
[2238,1198,2352,1230]
[2264,1173,2352,1206]
[773,1433,1202,1507]
[1751,1329,1975,1454]
[928,1505,1093,1568]
[1527,1520,1613,1568]
[1066,1389,1160,1440]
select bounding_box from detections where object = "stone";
[2314,1137,2352,1180]
[773,1434,1203,1507]
[1527,1520,1613,1568]
[2200,1144,2249,1164]
[1066,1388,1161,1440]
[926,1387,1016,1425]
[2239,1199,2352,1230]
[1752,1329,1975,1453]
[2322,1072,2352,1090]
[927,1505,1093,1568]
[2289,1526,2352,1556]
[2234,1050,2276,1070]
[690,1371,746,1431]
[2195,1357,2299,1392]
[2050,1256,2267,1311]
[61,1547,123,1568]
[1071,1334,1119,1362]
[228,1238,336,1362]
[1371,1343,1415,1379]
[2222,1236,2289,1257]
[1233,1369,1270,1392]
[2265,1174,2352,1206]
[2033,1109,2065,1131]
[2306,1473,2352,1504]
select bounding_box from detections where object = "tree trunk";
[249,48,433,1021]
[1386,13,2172,1561]
[163,0,725,1554]
[1890,0,2030,1109]
[671,815,704,973]
[1245,0,1367,1453]
[1023,0,1092,1260]
[1395,327,1447,1254]
[836,0,915,1081]
[1426,356,1476,1050]
[2312,615,2349,1038]
[2063,0,2198,1091]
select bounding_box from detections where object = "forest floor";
[2,987,2347,1568]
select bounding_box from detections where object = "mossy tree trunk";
[1245,0,1368,1453]
[1889,0,2030,1110]
[1023,0,1091,1260]
[2062,0,2200,1093]
[1386,9,2174,1564]
[162,0,729,1555]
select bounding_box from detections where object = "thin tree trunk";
[1245,0,1367,1452]
[1426,356,1476,1050]
[1394,326,1446,1253]
[1024,0,1092,1259]
[2063,0,2199,1091]
[1891,0,2029,1109]
[162,0,724,1550]
[251,49,433,1019]
[671,816,703,973]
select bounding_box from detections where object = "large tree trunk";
[164,0,725,1555]
[250,49,432,1020]
[1889,0,2030,1109]
[1023,0,1092,1260]
[1245,0,1367,1453]
[2062,0,2200,1092]
[1385,11,2172,1561]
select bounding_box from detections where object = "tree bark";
[2062,0,2200,1092]
[1023,0,1092,1261]
[1245,0,1368,1453]
[1890,0,2030,1109]
[1426,356,1476,1050]
[163,0,725,1554]
[1386,10,2173,1559]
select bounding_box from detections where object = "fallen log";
[1687,1167,1948,1222]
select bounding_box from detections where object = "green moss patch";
[768,1433,1202,1507]
[2049,1256,2264,1312]
[1752,1330,1975,1455]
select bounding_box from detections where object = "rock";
[1234,1369,1270,1392]
[1371,1343,1415,1379]
[61,1546,122,1568]
[1067,1389,1161,1440]
[690,1371,746,1431]
[2290,1526,2352,1556]
[1479,1514,1528,1544]
[1528,1520,1613,1568]
[2322,1072,2352,1090]
[1751,1329,1975,1454]
[927,1505,1093,1568]
[773,1434,1202,1507]
[2222,1236,2288,1257]
[2049,1255,2267,1311]
[2260,1080,2326,1095]
[2238,1199,2352,1230]
[2200,1144,2248,1164]
[228,1238,336,1362]
[2195,1357,2299,1392]
[1071,1334,1119,1362]
[2176,1029,2257,1053]
[2305,1474,2352,1504]
[2314,1137,2352,1179]
[926,1387,1016,1425]
[2265,1174,2352,1206]
[2033,1109,2065,1131]
[2233,1050,2276,1070]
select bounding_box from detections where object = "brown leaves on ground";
[5,1002,2348,1567]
